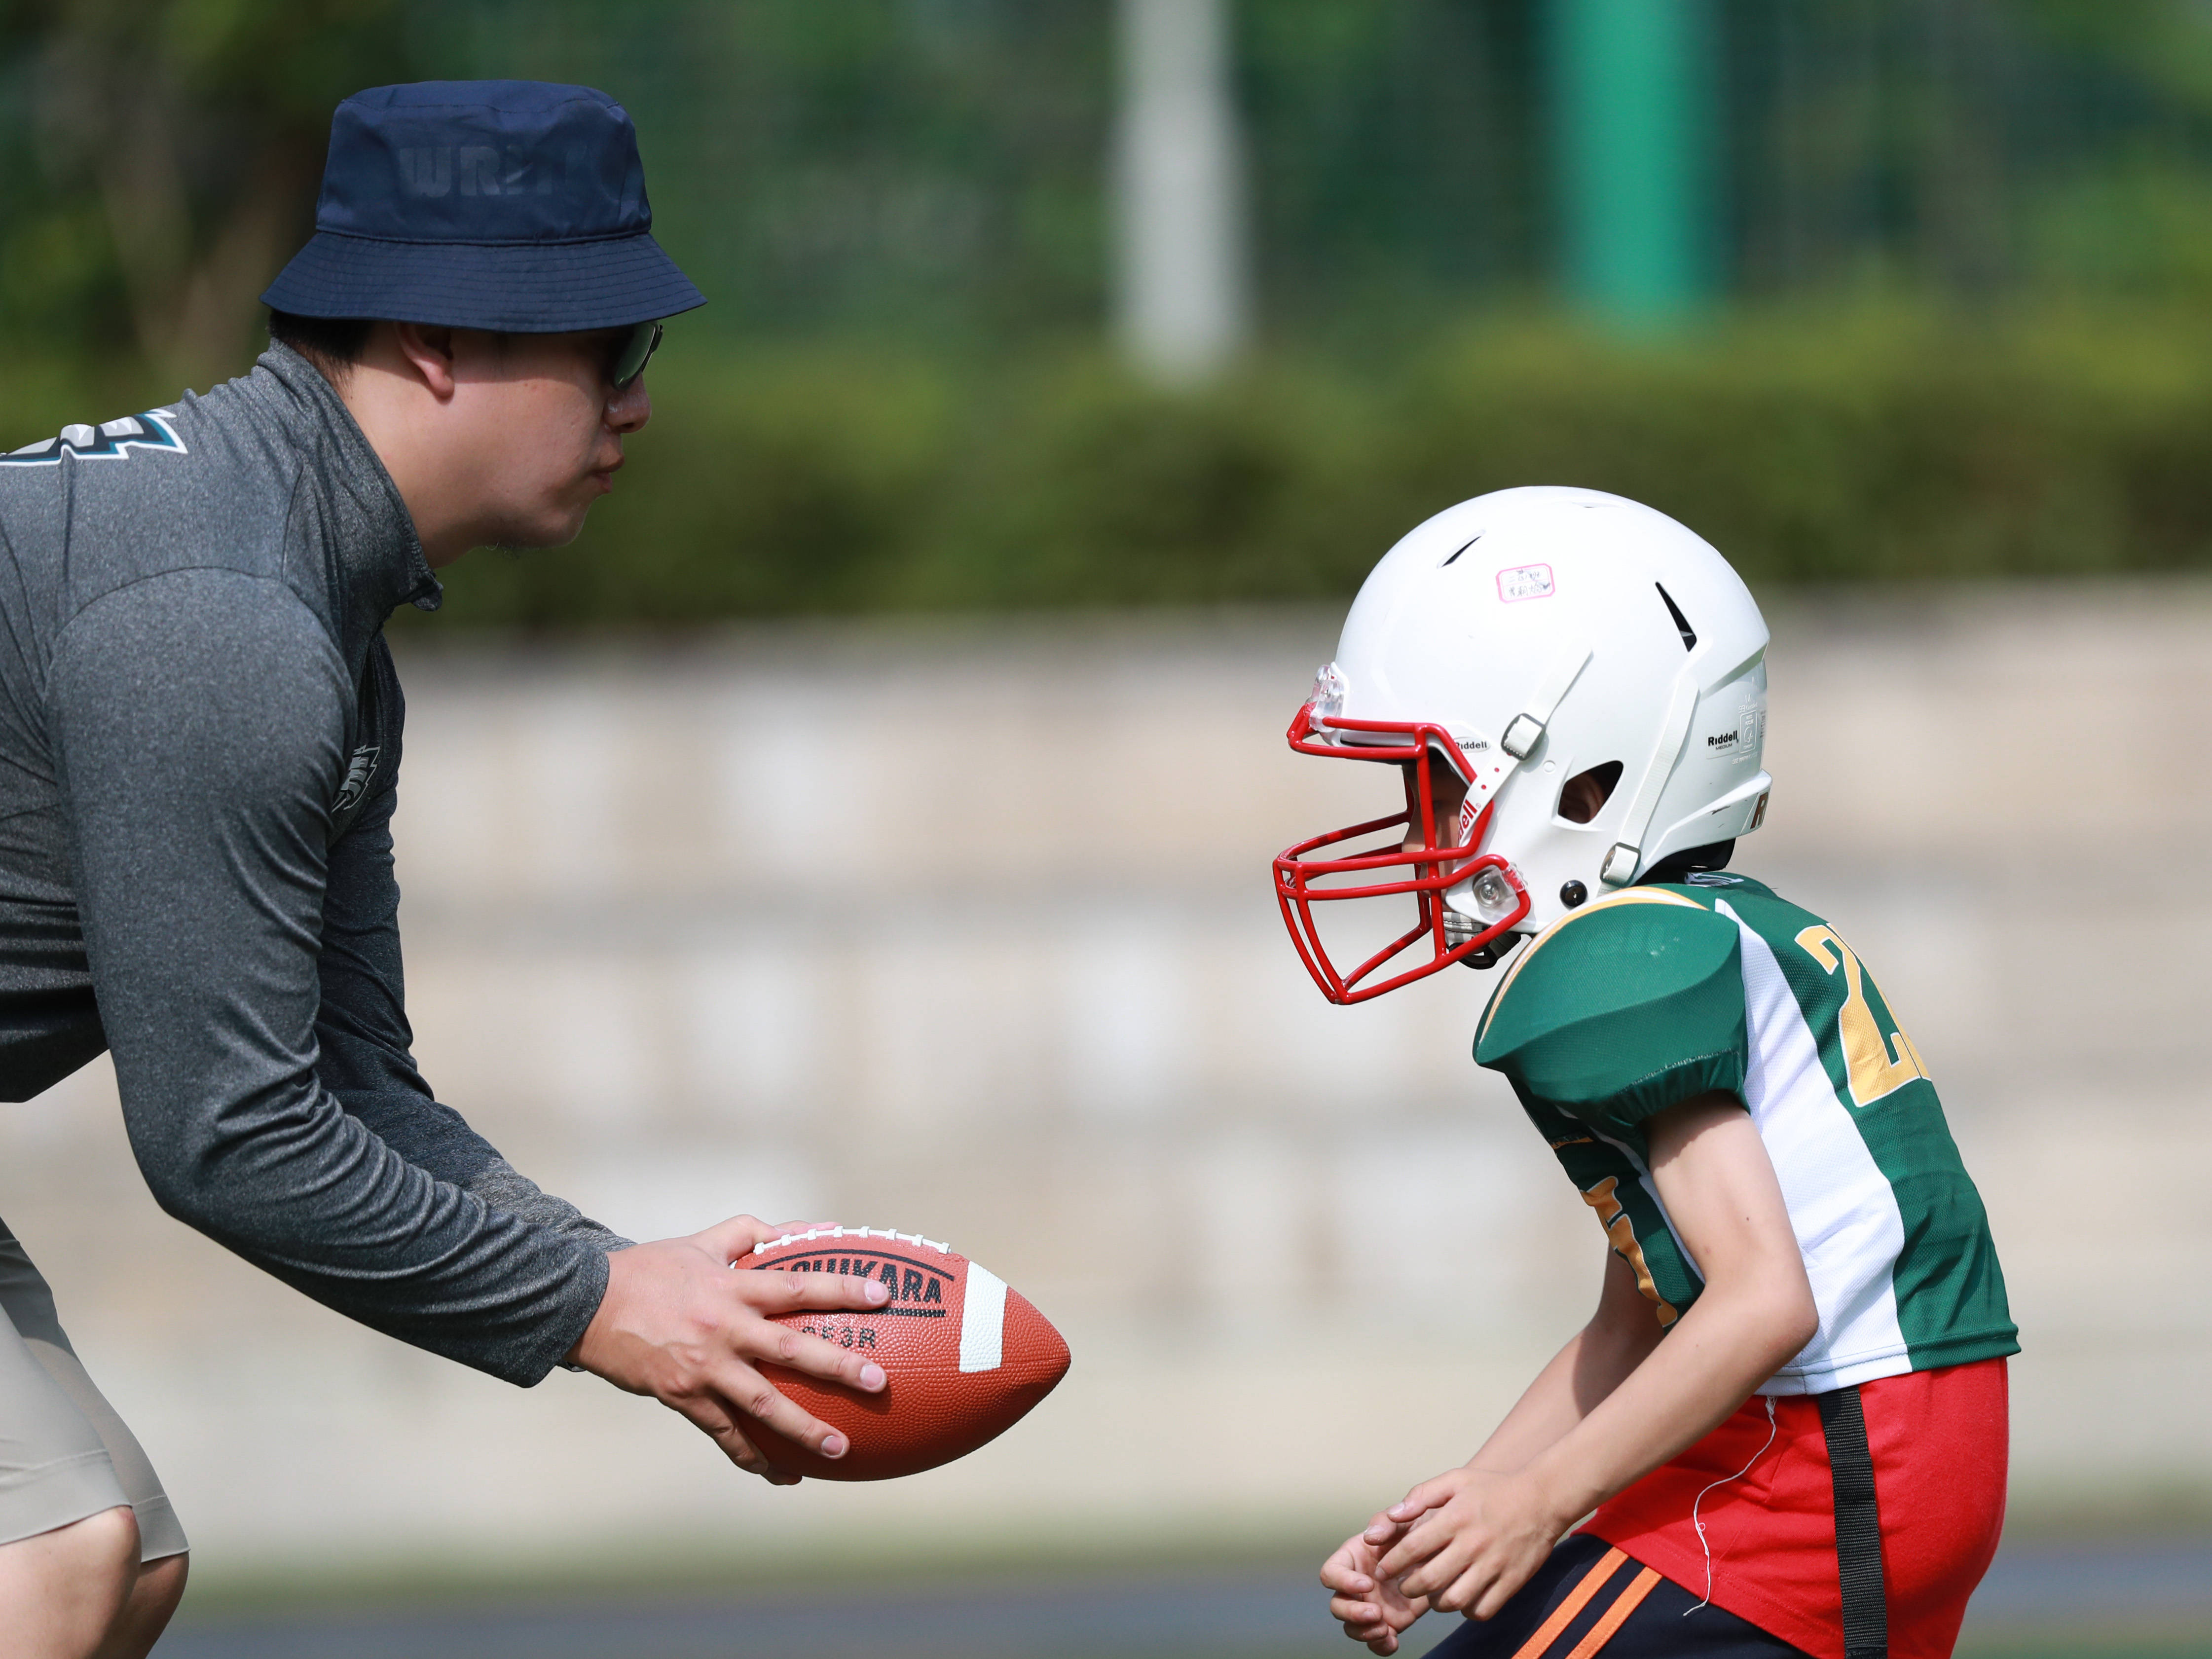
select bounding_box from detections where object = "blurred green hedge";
[17,305,2212,627]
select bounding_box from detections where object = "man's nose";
[607,379,652,435]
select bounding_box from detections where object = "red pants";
[1580,1359,2009,1659]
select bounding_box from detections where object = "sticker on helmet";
[1496,564,1554,603]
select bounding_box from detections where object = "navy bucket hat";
[263,80,704,332]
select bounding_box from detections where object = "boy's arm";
[1464,1250,1667,1475]
[1373,1091,1817,1621]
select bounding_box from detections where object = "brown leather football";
[737,1226,1070,1481]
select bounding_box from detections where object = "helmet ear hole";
[1556,761,1623,824]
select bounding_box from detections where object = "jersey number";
[1794,925,1929,1106]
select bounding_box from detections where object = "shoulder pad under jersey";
[1475,888,1748,1137]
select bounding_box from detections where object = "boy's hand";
[1373,1466,1568,1620]
[1321,1515,1430,1655]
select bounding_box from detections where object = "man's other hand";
[567,1215,889,1483]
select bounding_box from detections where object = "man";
[0,81,886,1659]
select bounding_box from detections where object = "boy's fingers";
[1375,1533,1429,1581]
[1390,1477,1452,1520]
[1383,1523,1460,1589]
[1402,1531,1480,1601]
[1319,1546,1374,1594]
[1472,1565,1529,1622]
[1362,1511,1411,1547]
[1397,1558,1443,1600]
[1436,1561,1496,1615]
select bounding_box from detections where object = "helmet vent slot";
[1654,584,1697,651]
[1558,761,1623,824]
[1441,535,1481,567]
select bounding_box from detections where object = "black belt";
[1816,1384,1889,1659]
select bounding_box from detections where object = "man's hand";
[1321,1516,1430,1654]
[568,1215,889,1484]
[1372,1466,1568,1622]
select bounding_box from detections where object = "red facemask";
[1274,701,1531,1004]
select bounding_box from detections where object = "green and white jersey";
[1475,874,2017,1395]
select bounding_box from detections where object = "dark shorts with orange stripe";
[1427,1535,1807,1658]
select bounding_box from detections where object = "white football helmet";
[1275,486,1771,1003]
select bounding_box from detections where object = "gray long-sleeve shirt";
[0,344,624,1386]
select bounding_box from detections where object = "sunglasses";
[608,319,663,391]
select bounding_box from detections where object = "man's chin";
[480,510,594,556]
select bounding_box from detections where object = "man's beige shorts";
[0,1224,185,1561]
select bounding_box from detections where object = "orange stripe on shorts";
[1561,1565,1662,1659]
[1509,1547,1627,1659]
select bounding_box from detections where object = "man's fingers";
[696,1214,780,1261]
[704,1364,864,1462]
[709,1419,802,1484]
[700,1217,851,1265]
[665,1390,802,1484]
[666,1350,855,1465]
[734,1267,892,1315]
[733,1311,889,1395]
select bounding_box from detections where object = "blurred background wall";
[3,1,2212,1650]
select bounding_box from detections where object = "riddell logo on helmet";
[1706,729,1741,748]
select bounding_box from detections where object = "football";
[738,1225,1071,1481]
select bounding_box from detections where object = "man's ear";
[390,322,460,399]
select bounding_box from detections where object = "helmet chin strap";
[1499,646,1593,760]
[1600,668,1701,887]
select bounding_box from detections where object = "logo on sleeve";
[2,411,186,467]
[331,745,380,818]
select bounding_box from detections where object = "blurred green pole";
[1547,0,1717,327]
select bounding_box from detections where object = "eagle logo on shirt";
[1,411,187,466]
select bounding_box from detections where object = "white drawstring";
[1684,1395,1778,1617]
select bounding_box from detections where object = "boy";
[1277,488,2014,1657]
